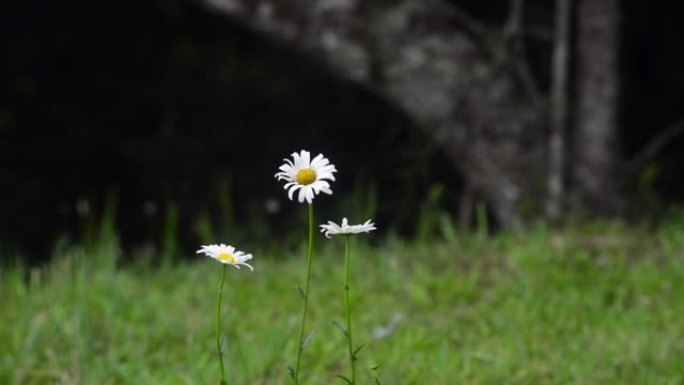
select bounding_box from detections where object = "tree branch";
[626,119,684,173]
[428,0,492,41]
[502,0,542,104]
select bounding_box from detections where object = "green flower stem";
[294,203,315,384]
[343,235,356,385]
[216,264,227,385]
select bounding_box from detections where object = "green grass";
[2,221,684,384]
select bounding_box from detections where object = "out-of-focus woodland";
[1,0,683,262]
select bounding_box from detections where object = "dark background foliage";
[0,0,682,261]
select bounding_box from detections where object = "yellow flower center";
[217,252,236,264]
[295,168,317,185]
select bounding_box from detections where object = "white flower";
[319,218,377,238]
[196,244,254,271]
[274,150,337,204]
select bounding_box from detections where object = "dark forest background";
[1,0,683,263]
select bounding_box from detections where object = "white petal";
[300,150,311,167]
[317,164,336,173]
[310,153,325,169]
[240,262,254,272]
[311,180,330,190]
[297,187,308,203]
[288,185,301,201]
[278,164,296,175]
[317,165,337,175]
[281,158,294,168]
[305,188,314,203]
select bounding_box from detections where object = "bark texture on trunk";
[574,0,620,213]
[546,0,570,220]
[203,0,544,227]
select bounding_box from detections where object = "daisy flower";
[199,243,254,384]
[275,150,337,204]
[320,218,377,384]
[319,218,377,238]
[197,244,254,271]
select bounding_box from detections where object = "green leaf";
[372,364,382,384]
[334,374,353,384]
[220,380,227,385]
[286,366,296,379]
[295,284,306,300]
[332,320,348,337]
[300,329,316,350]
[352,343,366,360]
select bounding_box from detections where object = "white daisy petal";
[309,153,325,169]
[298,187,308,203]
[288,184,301,200]
[302,150,311,167]
[278,164,294,174]
[313,180,330,189]
[317,165,336,174]
[319,218,377,238]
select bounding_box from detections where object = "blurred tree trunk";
[573,0,620,213]
[204,0,544,227]
[546,0,570,221]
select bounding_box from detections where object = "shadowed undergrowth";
[2,221,684,384]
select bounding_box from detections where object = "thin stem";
[344,236,356,384]
[294,203,315,384]
[216,264,227,385]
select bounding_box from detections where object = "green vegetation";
[2,220,684,384]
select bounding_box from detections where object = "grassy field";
[2,220,684,384]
